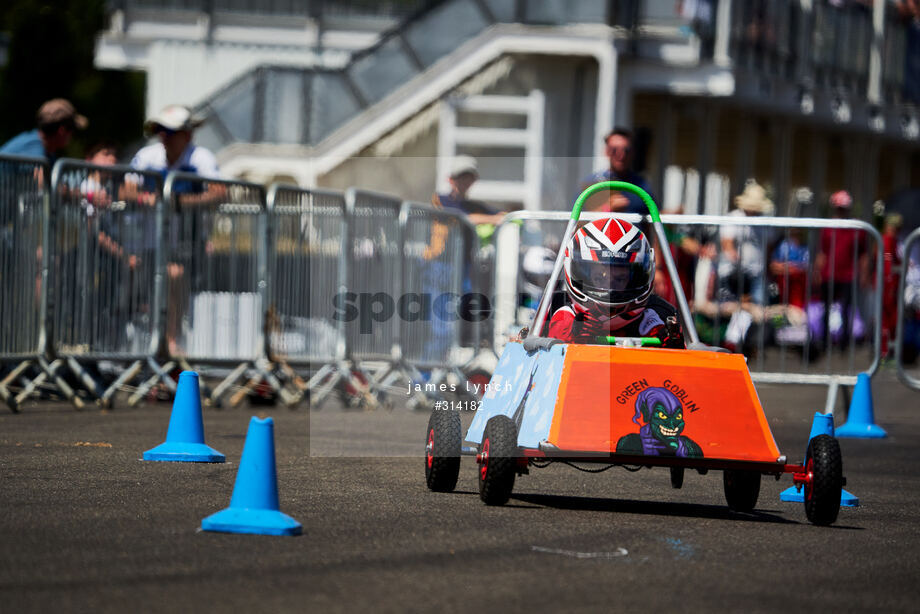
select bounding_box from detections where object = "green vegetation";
[0,1,145,159]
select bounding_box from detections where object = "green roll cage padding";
[571,181,661,223]
[598,336,662,347]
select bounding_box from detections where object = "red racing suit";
[546,295,684,347]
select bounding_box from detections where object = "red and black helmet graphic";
[562,218,655,317]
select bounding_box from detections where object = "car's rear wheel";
[425,409,461,492]
[478,415,518,505]
[723,469,761,512]
[670,466,684,489]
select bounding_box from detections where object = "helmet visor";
[571,256,653,304]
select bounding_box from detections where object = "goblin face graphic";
[616,387,702,458]
[647,401,685,447]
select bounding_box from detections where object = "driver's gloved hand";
[661,315,685,349]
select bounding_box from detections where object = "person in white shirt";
[131,104,219,180]
[128,105,225,356]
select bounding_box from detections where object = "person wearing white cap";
[130,104,220,181]
[431,155,504,227]
[0,98,88,162]
[128,105,223,357]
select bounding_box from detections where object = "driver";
[545,218,683,347]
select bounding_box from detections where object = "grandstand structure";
[97,0,919,218]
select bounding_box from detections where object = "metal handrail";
[896,227,920,390]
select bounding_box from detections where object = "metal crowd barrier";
[897,227,920,390]
[397,202,479,401]
[49,160,166,407]
[160,171,274,405]
[400,202,467,368]
[343,188,410,402]
[3,162,485,411]
[0,154,65,410]
[492,211,884,414]
[263,184,376,408]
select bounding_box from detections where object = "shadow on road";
[511,492,801,524]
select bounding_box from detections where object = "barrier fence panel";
[0,155,52,410]
[400,202,468,370]
[492,211,883,413]
[897,227,920,390]
[265,184,364,407]
[49,160,166,407]
[345,189,403,383]
[267,185,347,365]
[163,171,268,404]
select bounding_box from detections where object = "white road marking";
[531,546,628,559]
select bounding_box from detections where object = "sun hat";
[144,105,204,135]
[734,181,774,214]
[449,155,479,179]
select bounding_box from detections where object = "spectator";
[431,155,502,346]
[432,156,505,228]
[769,227,810,310]
[655,205,701,307]
[578,127,654,214]
[0,98,87,163]
[129,105,223,357]
[815,190,869,349]
[720,181,774,305]
[692,236,731,342]
[131,104,219,181]
[85,141,117,166]
[80,141,119,205]
[881,213,904,357]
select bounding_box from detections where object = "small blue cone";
[836,372,887,439]
[201,417,302,536]
[780,412,859,506]
[143,371,225,462]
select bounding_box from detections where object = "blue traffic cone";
[201,417,302,536]
[780,412,859,506]
[143,371,225,462]
[836,372,887,438]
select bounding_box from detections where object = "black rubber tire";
[723,469,761,512]
[424,409,461,492]
[804,434,843,526]
[478,415,518,505]
[670,466,684,489]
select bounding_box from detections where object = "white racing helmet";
[562,218,655,318]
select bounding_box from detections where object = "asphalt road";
[2,370,919,612]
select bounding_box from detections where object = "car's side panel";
[465,343,565,448]
[467,343,782,464]
[549,346,781,462]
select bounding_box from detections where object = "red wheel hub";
[804,457,814,502]
[480,438,490,481]
[426,429,434,469]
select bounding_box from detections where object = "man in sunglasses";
[127,104,224,358]
[578,127,653,215]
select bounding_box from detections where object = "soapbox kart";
[424,181,845,526]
